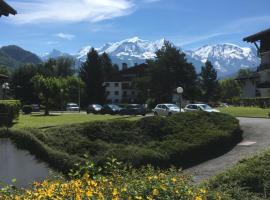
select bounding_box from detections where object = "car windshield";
[68,103,78,107]
[93,105,102,109]
[166,104,179,109]
[199,104,212,110]
[109,104,121,109]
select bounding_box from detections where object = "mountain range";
[0,37,260,78]
[42,37,260,77]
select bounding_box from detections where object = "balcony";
[257,82,270,89]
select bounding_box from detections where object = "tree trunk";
[45,97,49,116]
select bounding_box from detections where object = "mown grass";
[219,106,270,118]
[13,113,140,129]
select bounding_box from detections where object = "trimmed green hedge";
[207,149,270,200]
[1,112,242,173]
[0,100,21,127]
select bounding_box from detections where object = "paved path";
[186,117,270,183]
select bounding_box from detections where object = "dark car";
[102,104,122,115]
[87,104,103,114]
[120,104,146,116]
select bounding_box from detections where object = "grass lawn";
[219,106,270,118]
[13,113,140,129]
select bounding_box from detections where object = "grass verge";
[219,106,270,118]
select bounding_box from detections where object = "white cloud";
[9,0,135,24]
[55,33,75,40]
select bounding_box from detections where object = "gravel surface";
[185,117,270,183]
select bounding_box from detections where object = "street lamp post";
[60,89,64,113]
[176,87,183,112]
[2,82,10,100]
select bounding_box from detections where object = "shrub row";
[0,100,20,127]
[206,149,270,200]
[3,112,242,173]
[227,97,270,108]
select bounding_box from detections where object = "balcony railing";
[257,82,270,89]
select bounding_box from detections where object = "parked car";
[66,103,80,111]
[120,104,146,116]
[153,104,183,116]
[87,104,103,114]
[184,104,220,113]
[31,104,40,112]
[102,104,122,115]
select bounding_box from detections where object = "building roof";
[0,0,17,17]
[243,28,270,43]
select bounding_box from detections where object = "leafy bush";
[22,105,32,114]
[0,100,20,127]
[206,149,270,199]
[0,159,224,200]
[4,112,242,173]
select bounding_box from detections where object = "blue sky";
[1,0,270,55]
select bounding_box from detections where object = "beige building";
[238,28,270,98]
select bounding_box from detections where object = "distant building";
[0,74,9,99]
[238,28,270,98]
[104,64,147,103]
[0,0,17,17]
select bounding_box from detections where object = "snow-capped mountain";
[185,44,260,77]
[41,49,72,61]
[42,37,260,77]
[76,37,165,67]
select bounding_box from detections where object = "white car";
[184,104,220,113]
[66,103,80,111]
[153,104,183,116]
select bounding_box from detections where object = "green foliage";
[207,149,270,199]
[146,41,198,103]
[236,68,255,78]
[32,75,62,115]
[200,60,220,102]
[219,78,241,101]
[6,112,242,173]
[22,105,32,115]
[11,64,39,104]
[0,100,21,127]
[79,48,106,104]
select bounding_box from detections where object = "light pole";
[2,82,10,100]
[176,87,183,112]
[78,83,81,113]
[60,88,64,113]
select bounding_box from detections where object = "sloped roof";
[243,28,270,43]
[0,0,17,17]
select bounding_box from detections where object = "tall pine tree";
[79,48,106,104]
[200,61,220,102]
[147,41,198,103]
[100,52,118,81]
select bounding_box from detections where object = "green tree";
[236,68,254,78]
[200,61,220,102]
[32,75,61,115]
[11,64,39,104]
[0,65,10,76]
[147,41,198,103]
[219,78,241,100]
[79,48,106,104]
[37,57,75,78]
[100,53,119,80]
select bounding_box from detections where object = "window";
[106,91,110,95]
[114,91,119,95]
[105,83,110,87]
[131,91,135,95]
[115,83,119,87]
[123,91,127,96]
[114,99,119,103]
